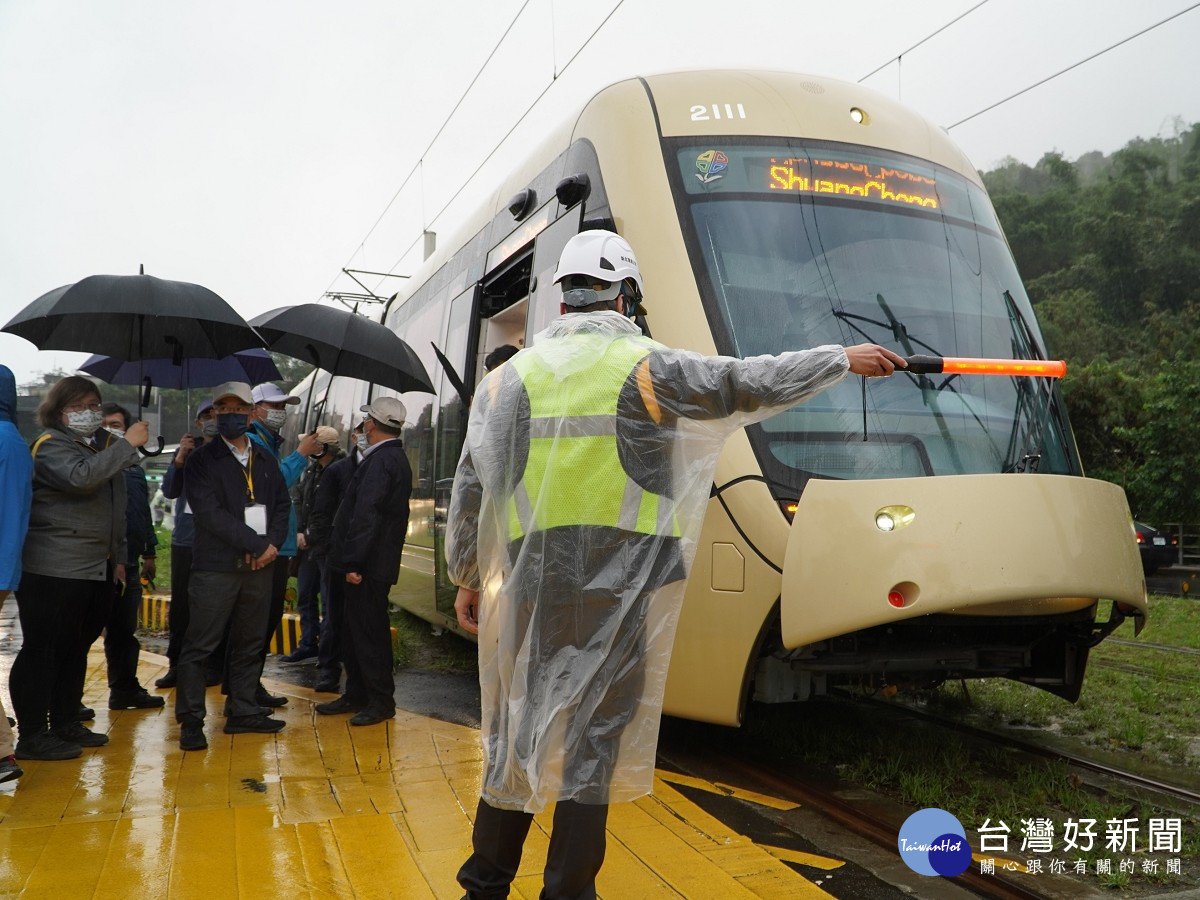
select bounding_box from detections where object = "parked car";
[1135,522,1177,576]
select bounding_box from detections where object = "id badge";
[244,503,268,536]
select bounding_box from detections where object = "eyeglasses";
[64,402,103,413]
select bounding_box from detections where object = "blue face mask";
[217,412,250,439]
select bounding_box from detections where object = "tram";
[306,70,1147,726]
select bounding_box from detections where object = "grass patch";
[927,595,1200,766]
[389,607,477,674]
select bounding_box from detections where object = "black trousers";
[176,567,272,723]
[458,798,609,900]
[257,560,290,664]
[10,570,112,734]
[165,544,191,666]
[316,561,343,683]
[340,574,393,714]
[104,560,144,692]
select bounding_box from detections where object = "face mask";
[217,412,250,439]
[107,427,126,440]
[355,433,369,452]
[264,409,289,432]
[310,447,327,460]
[66,409,105,436]
[201,419,220,439]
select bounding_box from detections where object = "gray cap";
[211,381,253,406]
[360,396,407,428]
[252,383,300,405]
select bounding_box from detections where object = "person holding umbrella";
[246,383,318,706]
[284,426,344,663]
[156,400,223,689]
[9,375,150,761]
[96,403,164,711]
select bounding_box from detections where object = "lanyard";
[240,451,256,504]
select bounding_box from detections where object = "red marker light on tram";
[887,591,906,608]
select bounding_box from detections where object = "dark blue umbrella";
[78,348,281,388]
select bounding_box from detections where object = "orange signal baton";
[904,354,1066,378]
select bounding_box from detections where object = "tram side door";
[432,284,480,620]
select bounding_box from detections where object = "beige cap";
[360,396,407,428]
[211,381,253,406]
[312,425,340,446]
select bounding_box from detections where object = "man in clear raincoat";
[447,230,904,899]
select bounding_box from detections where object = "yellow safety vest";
[506,335,678,540]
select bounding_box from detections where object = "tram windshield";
[671,141,1078,490]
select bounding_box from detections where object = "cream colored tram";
[310,70,1147,727]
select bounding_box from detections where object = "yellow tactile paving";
[0,645,834,898]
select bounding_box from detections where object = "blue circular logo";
[897,808,971,877]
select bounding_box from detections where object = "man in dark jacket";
[316,398,411,725]
[283,425,345,663]
[175,382,291,751]
[305,426,361,693]
[98,403,163,710]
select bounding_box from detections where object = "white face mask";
[66,409,105,436]
[107,427,126,440]
[264,408,289,432]
[355,433,369,452]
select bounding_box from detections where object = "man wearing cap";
[175,382,292,751]
[283,425,344,663]
[156,399,221,689]
[247,383,318,707]
[317,397,412,725]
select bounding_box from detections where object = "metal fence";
[1161,523,1200,567]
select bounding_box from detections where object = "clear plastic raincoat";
[446,310,849,812]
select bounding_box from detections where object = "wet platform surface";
[0,627,841,898]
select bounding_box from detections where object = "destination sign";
[763,156,939,208]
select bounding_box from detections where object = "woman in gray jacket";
[8,376,149,761]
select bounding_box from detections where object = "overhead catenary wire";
[323,0,536,298]
[380,0,630,280]
[857,0,992,84]
[948,2,1200,130]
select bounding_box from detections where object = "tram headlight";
[875,505,915,532]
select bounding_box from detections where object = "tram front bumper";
[780,473,1148,650]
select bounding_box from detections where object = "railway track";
[656,739,1059,900]
[854,695,1200,808]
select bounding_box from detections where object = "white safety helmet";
[553,230,644,309]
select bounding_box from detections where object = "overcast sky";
[2,0,1197,386]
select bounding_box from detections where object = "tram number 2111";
[691,102,748,121]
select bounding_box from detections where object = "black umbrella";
[249,303,434,395]
[3,270,265,453]
[79,348,282,389]
[4,272,263,361]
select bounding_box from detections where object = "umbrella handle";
[139,437,166,457]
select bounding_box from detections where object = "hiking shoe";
[281,646,318,663]
[55,722,109,747]
[179,721,208,751]
[350,708,395,727]
[315,696,365,716]
[254,685,287,708]
[1,755,24,783]
[155,668,177,688]
[224,714,285,735]
[15,731,83,761]
[109,689,166,710]
[77,705,95,721]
